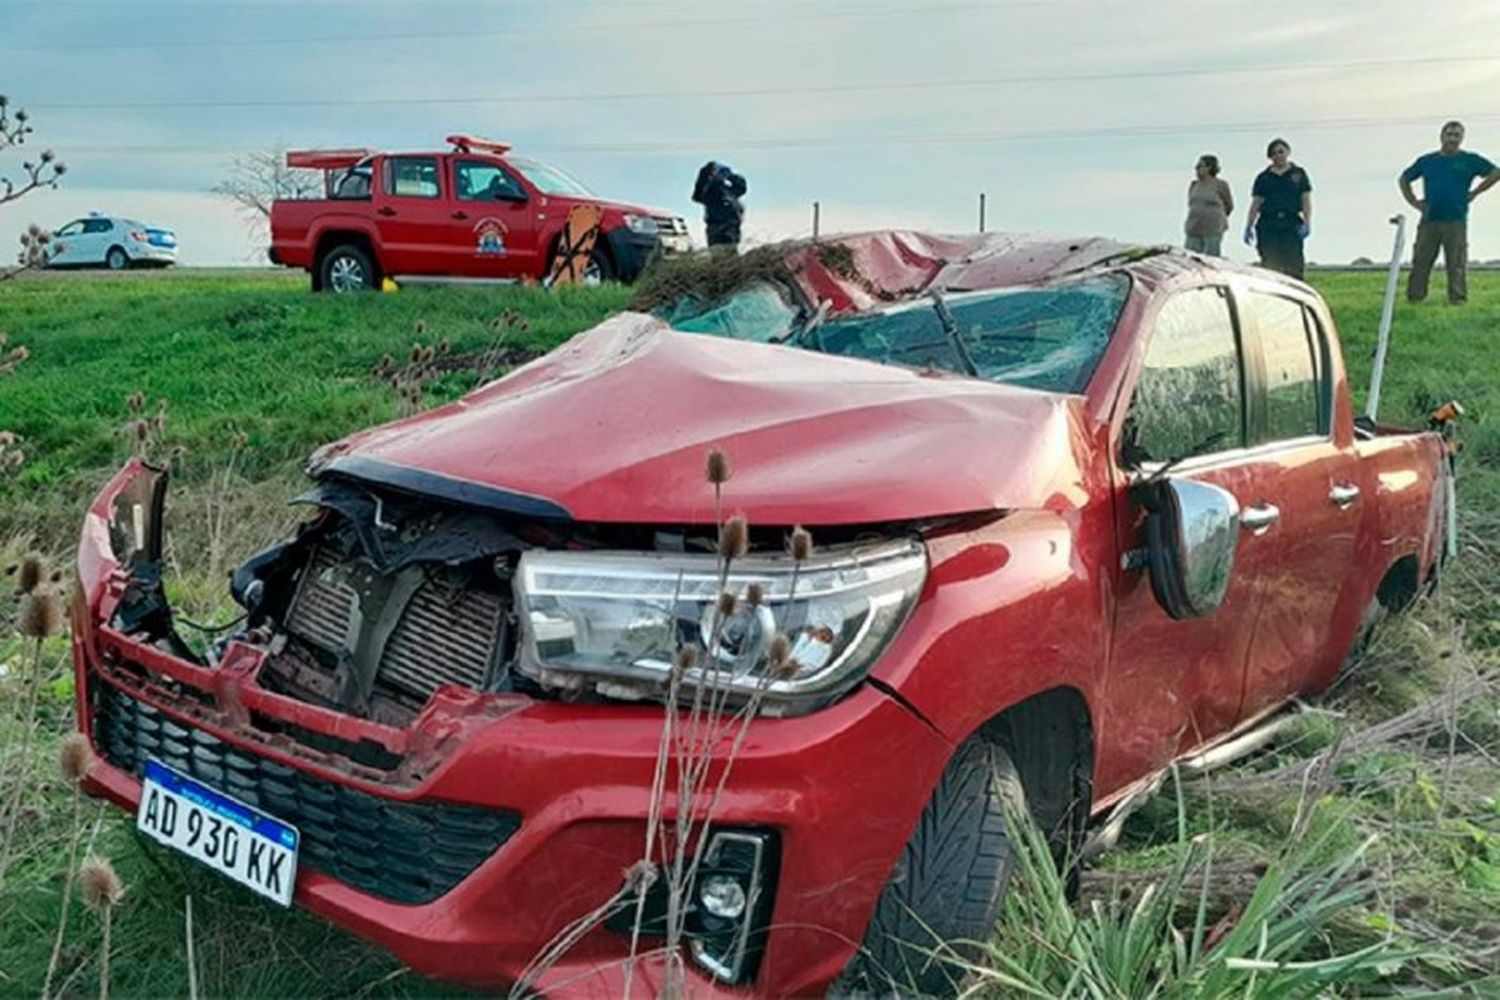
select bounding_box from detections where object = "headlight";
[622,213,659,236]
[515,540,926,714]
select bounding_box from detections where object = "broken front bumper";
[72,461,952,995]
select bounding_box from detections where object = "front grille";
[653,215,688,236]
[92,682,521,905]
[285,545,505,708]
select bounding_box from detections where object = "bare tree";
[1,93,67,282]
[211,144,321,246]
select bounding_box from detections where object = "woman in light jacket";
[1183,154,1234,256]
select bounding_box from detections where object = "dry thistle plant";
[79,855,125,1000]
[0,580,64,884]
[120,392,171,463]
[44,733,96,999]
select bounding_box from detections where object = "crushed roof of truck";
[630,230,1298,317]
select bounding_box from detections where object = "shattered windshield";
[660,272,1130,394]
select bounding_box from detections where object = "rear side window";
[83,219,113,234]
[385,157,440,199]
[1125,287,1244,464]
[1250,292,1326,442]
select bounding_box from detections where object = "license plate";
[136,759,300,906]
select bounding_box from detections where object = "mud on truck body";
[72,232,1453,996]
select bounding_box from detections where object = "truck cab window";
[1250,292,1327,443]
[332,166,372,200]
[385,157,440,199]
[455,161,526,202]
[1126,287,1245,465]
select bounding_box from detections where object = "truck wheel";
[837,736,1026,997]
[319,244,376,293]
[550,243,615,286]
[106,246,129,270]
[581,248,615,285]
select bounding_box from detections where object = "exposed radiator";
[285,545,505,708]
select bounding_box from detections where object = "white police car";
[48,214,178,269]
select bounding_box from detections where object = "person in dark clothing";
[692,161,748,248]
[1399,120,1499,305]
[1245,138,1313,280]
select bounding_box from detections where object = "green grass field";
[0,269,1496,996]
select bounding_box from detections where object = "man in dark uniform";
[1400,120,1499,305]
[692,161,748,249]
[1245,138,1313,280]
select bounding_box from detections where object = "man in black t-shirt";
[1245,138,1313,279]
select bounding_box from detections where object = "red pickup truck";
[268,136,690,290]
[72,232,1452,996]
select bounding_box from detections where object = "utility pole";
[978,192,986,233]
[812,201,821,240]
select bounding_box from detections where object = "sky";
[2,0,1499,267]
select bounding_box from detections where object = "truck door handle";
[1240,503,1281,533]
[377,207,397,217]
[1329,483,1361,508]
[451,211,469,220]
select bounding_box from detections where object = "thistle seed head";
[437,337,450,355]
[133,419,150,442]
[79,855,124,910]
[672,644,699,680]
[705,448,730,486]
[17,554,44,594]
[18,591,63,638]
[745,582,765,607]
[414,319,427,336]
[790,526,813,562]
[126,391,144,413]
[409,344,423,364]
[716,590,737,619]
[768,632,791,667]
[717,514,749,561]
[60,733,94,782]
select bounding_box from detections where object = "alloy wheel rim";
[329,256,364,292]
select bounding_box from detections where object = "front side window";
[1125,286,1244,464]
[55,220,83,237]
[385,157,440,199]
[1250,292,1325,443]
[454,160,526,202]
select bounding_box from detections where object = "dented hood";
[310,314,1095,525]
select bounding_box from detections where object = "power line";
[0,1,1044,52]
[28,54,1500,112]
[46,110,1500,158]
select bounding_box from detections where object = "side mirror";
[1144,478,1240,620]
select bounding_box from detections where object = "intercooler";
[283,544,506,710]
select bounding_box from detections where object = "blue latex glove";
[1296,221,1311,240]
[1242,226,1255,246]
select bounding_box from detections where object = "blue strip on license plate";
[137,759,300,906]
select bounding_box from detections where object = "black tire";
[105,245,129,271]
[549,240,615,286]
[318,243,377,293]
[837,737,1026,997]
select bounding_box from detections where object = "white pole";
[1365,213,1407,421]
